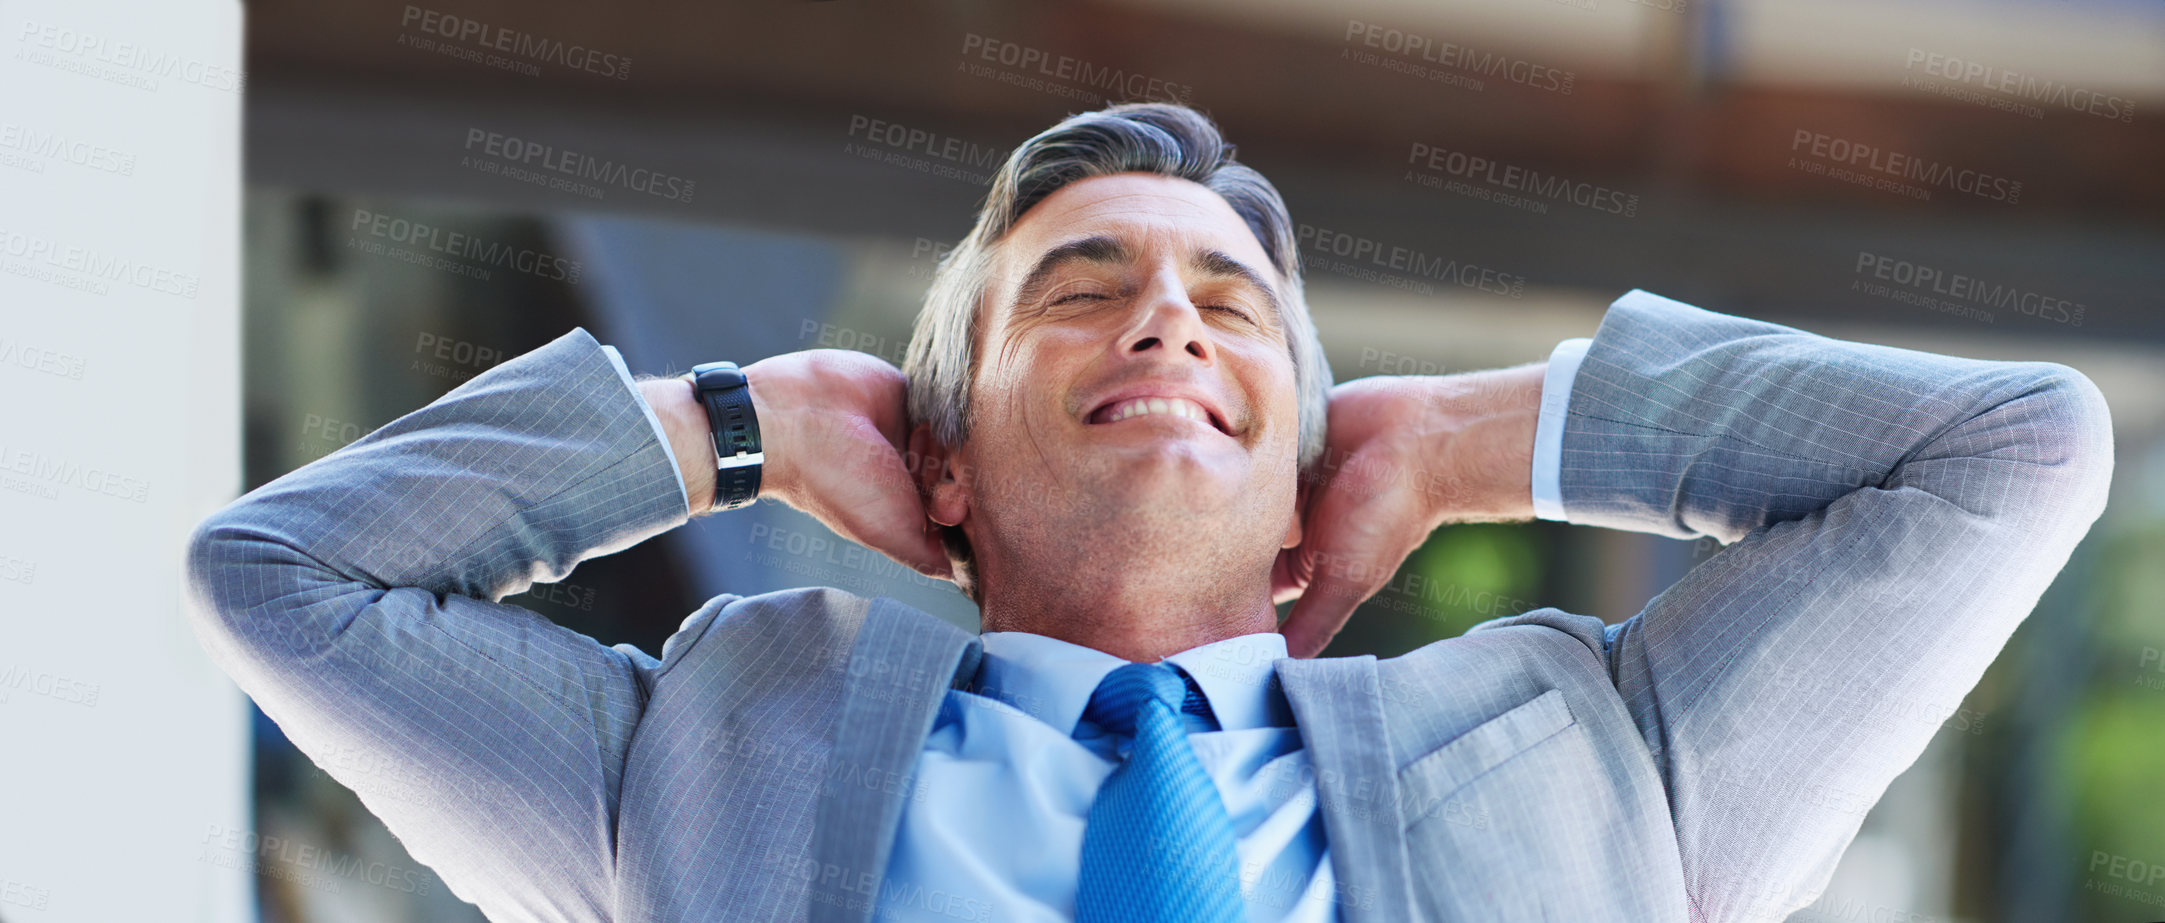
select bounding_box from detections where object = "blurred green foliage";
[1329,522,1543,658]
[2064,520,2165,921]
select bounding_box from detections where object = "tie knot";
[1082,662,1188,737]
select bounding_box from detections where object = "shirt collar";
[973,630,1294,735]
[1165,632,1294,732]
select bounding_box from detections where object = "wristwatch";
[688,361,764,511]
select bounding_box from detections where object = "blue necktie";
[1075,662,1247,922]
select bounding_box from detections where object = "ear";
[1281,473,1308,550]
[909,422,970,529]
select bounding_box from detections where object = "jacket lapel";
[806,598,980,923]
[1277,654,1417,923]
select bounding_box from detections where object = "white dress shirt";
[876,631,1345,922]
[614,334,1593,922]
[1532,337,1592,523]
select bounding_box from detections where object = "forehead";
[996,173,1275,281]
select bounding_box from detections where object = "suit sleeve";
[183,327,712,922]
[1547,290,2111,921]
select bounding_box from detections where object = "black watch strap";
[689,361,763,511]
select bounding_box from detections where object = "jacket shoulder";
[644,586,957,685]
[1380,607,1610,678]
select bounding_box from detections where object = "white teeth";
[1106,396,1209,426]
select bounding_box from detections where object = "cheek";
[1243,357,1303,458]
[969,353,1068,450]
[971,338,1035,420]
[986,333,1090,422]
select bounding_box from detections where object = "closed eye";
[1049,292,1252,324]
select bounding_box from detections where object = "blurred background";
[228,0,2165,921]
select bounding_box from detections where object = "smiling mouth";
[1086,396,1233,435]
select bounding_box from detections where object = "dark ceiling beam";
[243,0,2165,340]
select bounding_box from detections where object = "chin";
[1082,466,1251,524]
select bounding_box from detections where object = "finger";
[829,509,952,581]
[842,476,955,579]
[1276,487,1409,658]
[809,430,955,580]
[1276,536,1381,659]
[1279,560,1372,659]
[916,518,956,580]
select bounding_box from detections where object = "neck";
[975,564,1278,662]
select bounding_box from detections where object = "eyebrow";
[1190,248,1284,323]
[1009,235,1285,324]
[1011,235,1130,310]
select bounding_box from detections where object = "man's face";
[930,172,1303,604]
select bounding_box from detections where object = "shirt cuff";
[1531,337,1591,522]
[601,344,692,513]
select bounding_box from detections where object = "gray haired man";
[188,103,2113,922]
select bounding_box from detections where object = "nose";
[1120,267,1213,363]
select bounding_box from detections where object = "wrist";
[1417,364,1541,524]
[738,358,796,508]
[639,376,719,514]
[688,362,769,512]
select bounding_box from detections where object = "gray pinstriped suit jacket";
[184,291,2113,922]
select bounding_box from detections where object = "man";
[186,103,2113,922]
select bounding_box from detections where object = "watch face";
[695,362,747,392]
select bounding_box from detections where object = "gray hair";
[902,102,1333,596]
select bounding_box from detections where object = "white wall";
[0,1,247,920]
